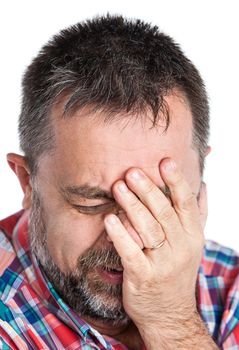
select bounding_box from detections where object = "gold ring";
[144,235,166,250]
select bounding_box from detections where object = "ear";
[7,153,32,209]
[205,146,211,157]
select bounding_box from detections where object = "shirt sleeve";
[219,273,239,349]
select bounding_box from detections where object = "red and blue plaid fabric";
[1,210,239,349]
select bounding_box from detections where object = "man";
[0,14,238,350]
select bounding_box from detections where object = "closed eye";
[73,202,116,215]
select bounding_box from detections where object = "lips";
[97,266,124,284]
[104,267,123,273]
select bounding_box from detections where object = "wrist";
[137,311,218,350]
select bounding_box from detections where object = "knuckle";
[155,203,174,222]
[175,192,196,210]
[143,182,155,196]
[129,197,141,211]
[134,219,158,238]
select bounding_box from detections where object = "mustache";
[78,247,123,272]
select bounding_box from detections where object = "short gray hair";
[19,14,209,175]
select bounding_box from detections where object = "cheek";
[44,210,106,272]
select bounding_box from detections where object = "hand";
[104,158,207,331]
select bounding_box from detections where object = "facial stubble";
[29,188,129,326]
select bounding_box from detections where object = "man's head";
[19,14,209,176]
[8,15,210,326]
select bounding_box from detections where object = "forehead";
[41,92,197,188]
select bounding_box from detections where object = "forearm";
[138,311,219,350]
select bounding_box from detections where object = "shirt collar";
[12,210,116,348]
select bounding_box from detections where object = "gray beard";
[29,189,129,326]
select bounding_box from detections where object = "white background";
[0,1,239,249]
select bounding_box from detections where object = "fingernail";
[164,160,176,173]
[129,170,143,180]
[105,214,118,225]
[118,183,128,193]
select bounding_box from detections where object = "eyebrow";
[61,183,171,202]
[60,185,114,201]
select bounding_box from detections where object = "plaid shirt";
[1,211,239,350]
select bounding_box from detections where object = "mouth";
[105,266,123,272]
[97,266,124,284]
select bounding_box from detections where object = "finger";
[197,182,208,230]
[160,158,201,234]
[121,168,182,244]
[112,180,167,249]
[104,213,146,273]
[118,211,145,249]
